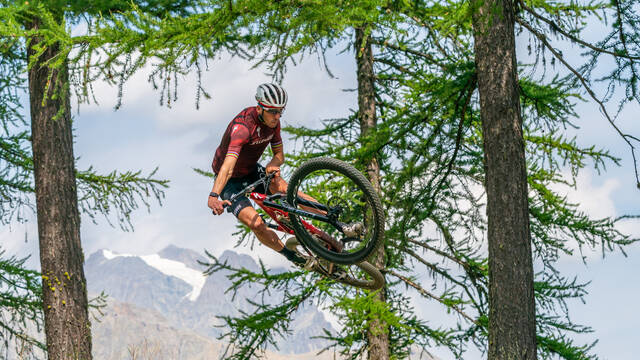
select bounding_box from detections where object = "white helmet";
[255,83,288,108]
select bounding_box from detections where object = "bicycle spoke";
[287,158,384,265]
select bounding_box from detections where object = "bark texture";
[471,1,537,359]
[27,16,93,360]
[356,27,390,360]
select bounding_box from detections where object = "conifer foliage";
[1,0,635,359]
[0,1,172,358]
[52,0,636,358]
[192,1,638,359]
[0,249,43,359]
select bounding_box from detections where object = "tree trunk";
[355,27,390,360]
[27,16,93,360]
[471,1,537,359]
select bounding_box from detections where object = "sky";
[3,35,640,359]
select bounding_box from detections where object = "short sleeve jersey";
[212,107,283,178]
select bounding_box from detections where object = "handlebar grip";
[212,199,231,215]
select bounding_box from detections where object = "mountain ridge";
[85,245,335,355]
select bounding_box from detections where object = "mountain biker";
[207,83,308,266]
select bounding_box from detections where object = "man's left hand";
[266,164,280,178]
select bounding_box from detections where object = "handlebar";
[214,170,278,212]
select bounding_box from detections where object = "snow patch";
[139,254,206,301]
[101,250,206,301]
[102,249,133,260]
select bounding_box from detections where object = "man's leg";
[237,206,283,251]
[236,205,308,265]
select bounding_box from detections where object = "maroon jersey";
[212,107,283,178]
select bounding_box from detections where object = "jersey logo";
[250,134,273,145]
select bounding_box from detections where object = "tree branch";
[517,0,640,60]
[387,269,479,325]
[370,39,448,71]
[517,17,640,187]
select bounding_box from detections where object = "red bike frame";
[249,192,324,238]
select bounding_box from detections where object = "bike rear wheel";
[287,157,384,265]
[285,237,384,290]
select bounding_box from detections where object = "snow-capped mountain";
[100,248,206,301]
[85,245,335,356]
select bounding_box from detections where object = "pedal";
[331,268,347,281]
[303,257,317,271]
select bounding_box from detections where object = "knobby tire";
[287,157,385,265]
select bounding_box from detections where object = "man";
[207,83,308,266]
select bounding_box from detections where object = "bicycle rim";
[287,158,384,265]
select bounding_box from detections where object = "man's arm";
[209,122,250,215]
[212,155,238,193]
[208,155,237,215]
[266,125,284,176]
[266,147,284,177]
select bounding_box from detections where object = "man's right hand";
[209,196,231,215]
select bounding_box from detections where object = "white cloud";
[561,170,620,219]
[1,221,38,260]
[549,169,640,262]
[617,216,640,240]
[74,50,357,136]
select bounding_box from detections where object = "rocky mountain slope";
[92,298,336,360]
[85,245,335,357]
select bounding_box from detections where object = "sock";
[279,246,296,259]
[279,247,305,263]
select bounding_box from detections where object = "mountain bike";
[223,157,385,290]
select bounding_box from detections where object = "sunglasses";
[261,106,284,115]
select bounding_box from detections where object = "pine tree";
[190,2,481,358]
[188,1,639,359]
[0,1,179,358]
[355,26,390,360]
[471,0,537,357]
[471,0,640,357]
[5,1,631,358]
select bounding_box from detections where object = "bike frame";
[251,192,318,235]
[226,174,345,242]
[217,163,386,290]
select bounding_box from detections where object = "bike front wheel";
[287,157,384,265]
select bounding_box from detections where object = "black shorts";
[219,164,269,217]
